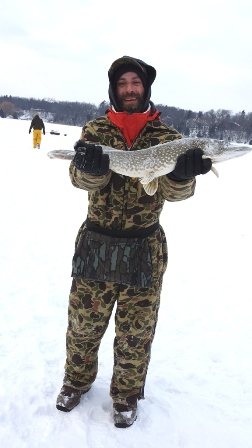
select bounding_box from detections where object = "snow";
[0,117,252,448]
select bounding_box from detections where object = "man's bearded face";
[116,72,145,113]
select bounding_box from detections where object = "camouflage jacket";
[69,113,196,232]
[69,113,196,286]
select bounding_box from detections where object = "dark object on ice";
[50,130,60,135]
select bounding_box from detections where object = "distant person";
[29,114,45,148]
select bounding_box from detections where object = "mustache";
[121,93,141,100]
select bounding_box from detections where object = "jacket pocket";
[72,229,153,288]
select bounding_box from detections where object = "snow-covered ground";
[0,118,252,448]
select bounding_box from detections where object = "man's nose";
[125,83,134,93]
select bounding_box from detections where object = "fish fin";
[139,173,156,185]
[211,166,219,177]
[202,156,219,178]
[47,150,75,160]
[141,178,159,196]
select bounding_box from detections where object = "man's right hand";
[73,140,110,176]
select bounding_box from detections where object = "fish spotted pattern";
[48,137,252,195]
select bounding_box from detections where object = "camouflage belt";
[85,218,160,238]
[72,225,155,287]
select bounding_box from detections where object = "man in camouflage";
[56,56,212,427]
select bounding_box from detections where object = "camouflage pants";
[64,277,162,407]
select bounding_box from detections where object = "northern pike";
[47,138,252,195]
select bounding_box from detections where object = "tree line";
[0,95,251,143]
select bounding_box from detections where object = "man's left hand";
[167,148,212,181]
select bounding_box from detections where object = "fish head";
[202,139,252,164]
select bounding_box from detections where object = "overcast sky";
[1,0,251,114]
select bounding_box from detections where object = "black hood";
[108,56,156,112]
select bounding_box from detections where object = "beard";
[117,93,145,113]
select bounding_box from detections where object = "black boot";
[113,403,137,428]
[56,385,90,412]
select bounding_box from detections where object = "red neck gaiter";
[107,107,160,148]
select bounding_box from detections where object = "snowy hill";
[0,118,252,448]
